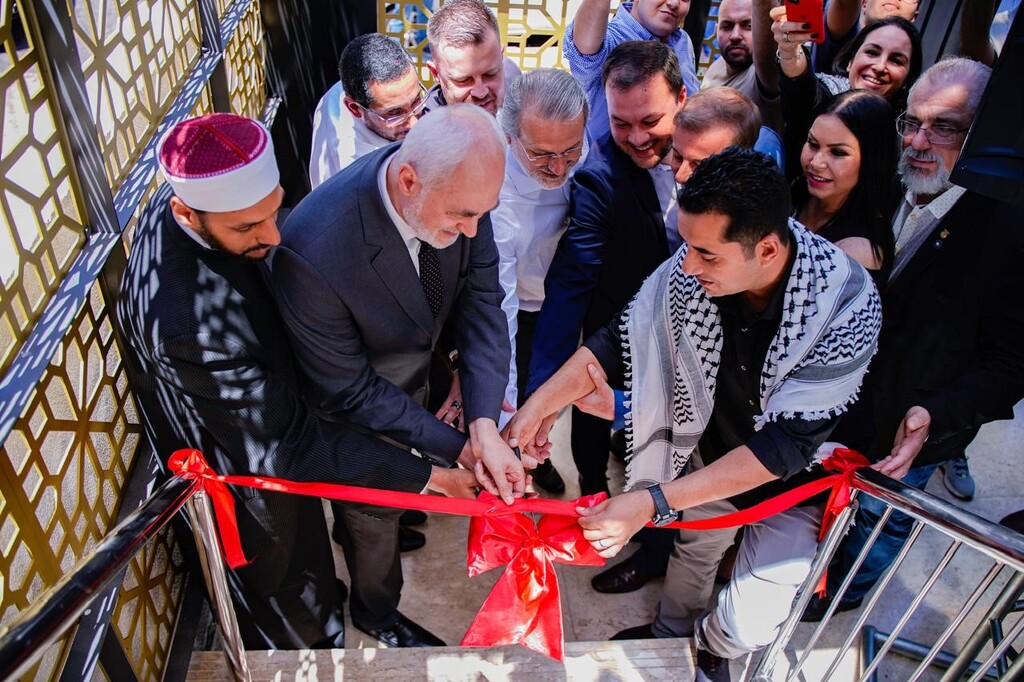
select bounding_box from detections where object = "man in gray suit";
[271,104,527,648]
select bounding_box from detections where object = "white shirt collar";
[377,151,420,250]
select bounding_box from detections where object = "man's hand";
[427,465,480,499]
[874,406,931,480]
[503,398,559,462]
[572,363,615,420]
[468,418,526,505]
[435,370,464,430]
[576,490,654,559]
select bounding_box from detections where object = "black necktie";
[418,241,443,318]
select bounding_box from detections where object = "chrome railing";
[751,467,1024,681]
[0,475,252,682]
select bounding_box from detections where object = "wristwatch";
[646,483,677,526]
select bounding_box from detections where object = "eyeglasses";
[514,136,585,166]
[359,84,429,127]
[895,114,969,146]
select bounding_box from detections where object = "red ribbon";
[460,491,607,661]
[168,447,869,659]
[168,449,251,568]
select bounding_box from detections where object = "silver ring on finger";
[451,400,462,411]
[596,539,607,550]
[784,31,791,43]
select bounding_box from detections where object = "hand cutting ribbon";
[461,492,607,661]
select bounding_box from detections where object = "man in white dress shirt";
[309,33,427,188]
[492,69,589,493]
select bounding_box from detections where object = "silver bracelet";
[776,48,803,62]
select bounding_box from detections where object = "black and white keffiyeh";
[621,220,881,490]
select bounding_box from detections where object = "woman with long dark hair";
[771,12,922,178]
[792,89,897,289]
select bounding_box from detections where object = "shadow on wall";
[259,0,376,207]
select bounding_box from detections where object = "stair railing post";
[184,491,252,682]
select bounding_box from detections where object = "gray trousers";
[652,452,823,659]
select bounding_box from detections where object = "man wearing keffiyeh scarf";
[506,148,880,674]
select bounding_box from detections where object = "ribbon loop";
[168,449,250,568]
[461,492,606,661]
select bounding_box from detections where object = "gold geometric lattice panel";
[378,1,622,80]
[698,1,723,78]
[379,1,723,79]
[224,0,266,120]
[107,523,187,682]
[0,0,88,379]
[70,0,203,190]
[216,0,233,20]
[0,280,143,674]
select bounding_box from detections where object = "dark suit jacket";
[117,185,432,647]
[271,144,510,465]
[833,190,1024,467]
[527,133,670,393]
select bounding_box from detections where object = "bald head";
[396,103,504,190]
[390,104,505,248]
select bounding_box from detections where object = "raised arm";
[825,0,862,39]
[571,0,614,55]
[958,0,998,66]
[753,0,782,94]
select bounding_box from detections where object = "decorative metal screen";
[377,1,722,80]
[70,0,203,189]
[0,282,141,676]
[0,0,87,379]
[0,0,266,679]
[224,0,265,120]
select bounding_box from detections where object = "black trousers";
[330,500,404,630]
[229,489,346,648]
[515,310,540,404]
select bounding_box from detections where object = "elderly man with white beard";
[801,56,1024,622]
[490,68,590,494]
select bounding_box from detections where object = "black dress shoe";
[400,509,428,526]
[354,613,446,647]
[592,556,657,594]
[696,649,731,682]
[611,623,655,640]
[800,593,862,623]
[531,459,566,494]
[399,526,426,552]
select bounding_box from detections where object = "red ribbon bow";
[461,492,607,661]
[168,449,251,568]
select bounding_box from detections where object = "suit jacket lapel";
[359,150,437,336]
[612,142,669,253]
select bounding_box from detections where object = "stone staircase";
[186,638,698,680]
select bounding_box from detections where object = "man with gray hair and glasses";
[310,33,427,188]
[802,56,1024,622]
[492,68,590,494]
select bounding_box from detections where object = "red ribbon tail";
[168,449,251,569]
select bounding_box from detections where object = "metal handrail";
[0,475,200,682]
[752,465,1024,681]
[854,467,1024,571]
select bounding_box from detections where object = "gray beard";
[898,150,953,198]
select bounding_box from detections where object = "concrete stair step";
[186,638,698,680]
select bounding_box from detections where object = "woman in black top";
[791,89,897,290]
[771,12,922,179]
